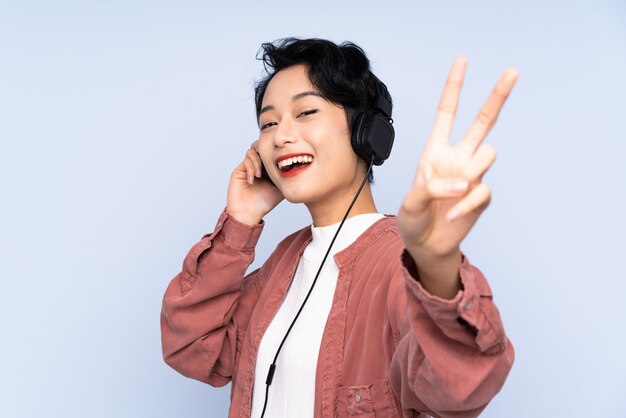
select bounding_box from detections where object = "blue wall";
[1,1,624,416]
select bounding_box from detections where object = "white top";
[250,212,385,418]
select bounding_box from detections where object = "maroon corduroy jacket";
[160,210,514,418]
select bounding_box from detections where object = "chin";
[279,186,319,205]
[282,192,313,205]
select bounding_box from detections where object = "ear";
[344,107,357,135]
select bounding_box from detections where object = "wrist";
[226,209,262,227]
[405,246,463,299]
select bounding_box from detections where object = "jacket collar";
[290,214,398,269]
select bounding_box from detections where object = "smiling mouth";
[277,155,314,172]
[276,154,314,177]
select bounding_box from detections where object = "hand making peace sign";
[396,57,518,297]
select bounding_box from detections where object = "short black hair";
[254,37,389,184]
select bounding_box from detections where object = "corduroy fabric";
[161,209,514,418]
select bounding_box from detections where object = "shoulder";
[348,215,406,284]
[275,223,312,253]
[357,215,404,258]
[258,222,312,273]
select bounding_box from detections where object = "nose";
[272,117,297,149]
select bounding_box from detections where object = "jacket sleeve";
[388,249,514,418]
[160,209,269,387]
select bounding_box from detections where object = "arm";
[160,209,267,386]
[390,56,518,416]
[388,250,513,417]
[162,125,284,384]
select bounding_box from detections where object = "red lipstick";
[279,163,312,178]
[274,153,314,166]
[275,153,314,178]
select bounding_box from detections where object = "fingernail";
[450,181,468,192]
[256,168,262,178]
[507,68,519,80]
[248,175,254,185]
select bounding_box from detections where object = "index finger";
[429,56,468,146]
[249,140,263,177]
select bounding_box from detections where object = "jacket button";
[463,299,473,311]
[355,393,361,403]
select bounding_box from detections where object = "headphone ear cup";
[351,110,394,166]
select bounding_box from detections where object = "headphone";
[350,73,395,166]
[259,73,394,418]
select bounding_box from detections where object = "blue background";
[1,1,625,417]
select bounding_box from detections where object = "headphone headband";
[370,73,393,120]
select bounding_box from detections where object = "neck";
[306,182,378,227]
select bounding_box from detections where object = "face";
[257,64,366,208]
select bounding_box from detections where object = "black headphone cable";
[258,157,375,418]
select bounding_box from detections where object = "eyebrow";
[259,91,323,116]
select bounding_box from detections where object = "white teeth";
[278,155,313,169]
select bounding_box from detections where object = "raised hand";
[396,57,518,298]
[226,139,284,226]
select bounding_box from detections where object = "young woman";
[161,38,518,418]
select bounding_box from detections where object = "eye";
[260,121,276,131]
[299,109,318,117]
